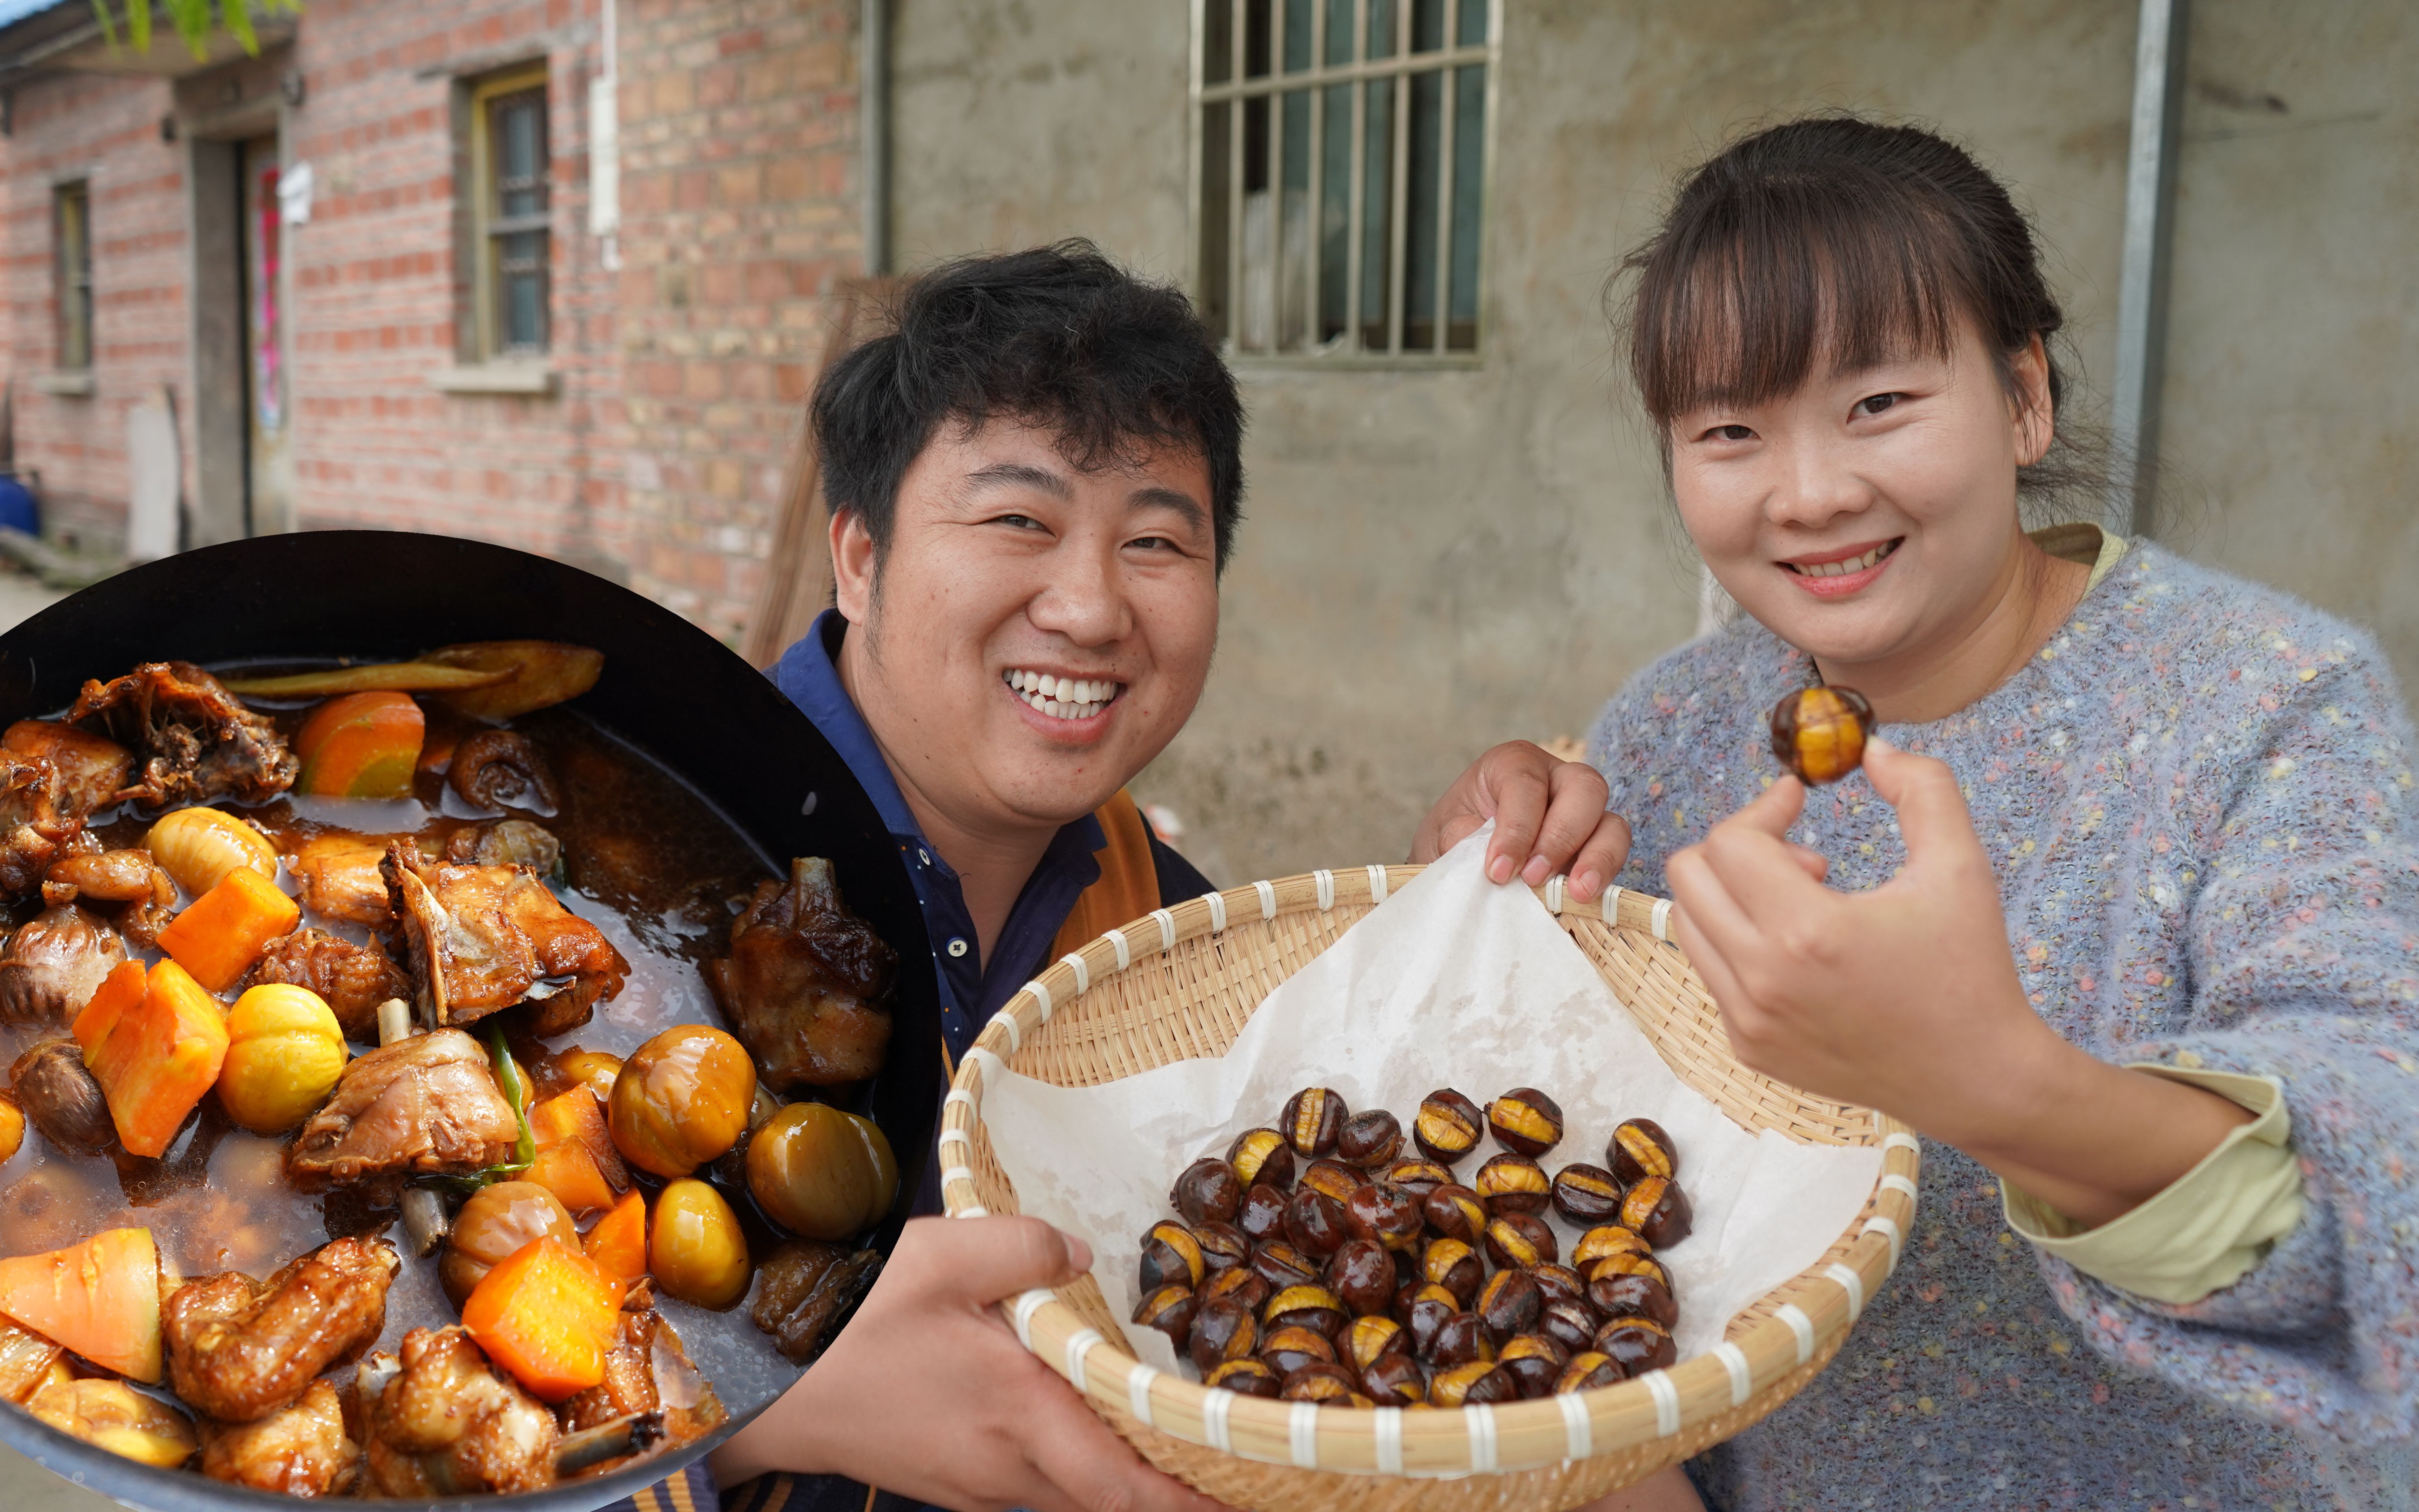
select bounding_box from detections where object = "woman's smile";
[1781,537,1904,599]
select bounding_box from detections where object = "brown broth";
[0,699,812,1422]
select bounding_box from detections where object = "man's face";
[831,416,1220,837]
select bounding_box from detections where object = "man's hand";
[1665,738,2248,1227]
[1412,741,1629,900]
[711,1215,1233,1512]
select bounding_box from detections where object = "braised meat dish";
[706,857,895,1089]
[0,644,902,1498]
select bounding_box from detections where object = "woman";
[1420,116,2419,1510]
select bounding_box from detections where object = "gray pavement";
[0,568,155,1510]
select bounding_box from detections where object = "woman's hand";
[711,1215,1233,1512]
[1412,741,1630,899]
[1667,738,2250,1227]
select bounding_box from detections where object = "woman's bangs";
[1633,187,1968,427]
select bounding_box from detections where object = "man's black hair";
[812,241,1246,571]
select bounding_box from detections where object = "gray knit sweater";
[1586,541,2419,1511]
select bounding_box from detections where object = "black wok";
[0,530,937,1512]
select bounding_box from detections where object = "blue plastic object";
[0,475,37,539]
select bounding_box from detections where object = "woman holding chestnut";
[1422,116,2419,1510]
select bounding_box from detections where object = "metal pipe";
[861,0,890,277]
[2105,0,2189,537]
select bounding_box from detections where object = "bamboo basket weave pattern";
[939,866,1922,1511]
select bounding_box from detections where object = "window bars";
[1195,0,1494,363]
[482,82,551,356]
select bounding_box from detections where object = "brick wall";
[0,0,864,640]
[613,0,861,637]
[285,0,621,563]
[0,67,185,549]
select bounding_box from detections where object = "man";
[699,243,1240,1512]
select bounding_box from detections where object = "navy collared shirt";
[770,609,1211,1070]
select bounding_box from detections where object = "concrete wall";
[890,0,2140,883]
[2159,1,2419,692]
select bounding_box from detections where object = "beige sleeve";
[2000,1065,2305,1306]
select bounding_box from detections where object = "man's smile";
[1002,667,1126,721]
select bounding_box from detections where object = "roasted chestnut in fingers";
[1250,1241,1319,1291]
[1414,1088,1484,1165]
[1382,1157,1453,1196]
[1139,1220,1205,1292]
[1620,1175,1694,1249]
[1327,1239,1396,1318]
[1206,1357,1281,1398]
[1336,1109,1404,1168]
[1362,1351,1426,1405]
[1572,1224,1652,1272]
[1298,1158,1363,1206]
[1497,1332,1570,1399]
[1194,1221,1250,1273]
[1551,1163,1626,1226]
[1203,1264,1271,1315]
[1264,1284,1349,1340]
[1278,1362,1361,1404]
[1344,1183,1423,1252]
[1422,1183,1488,1242]
[1227,1127,1296,1189]
[1430,1360,1515,1408]
[1606,1117,1679,1185]
[1485,1212,1558,1270]
[1474,1153,1551,1216]
[441,1180,579,1306]
[1770,683,1874,786]
[1486,1088,1564,1158]
[1529,1263,1589,1311]
[1588,1270,1679,1330]
[1555,1350,1624,1394]
[748,1101,899,1240]
[1237,1182,1290,1244]
[609,1024,758,1178]
[1188,1294,1257,1370]
[1346,1314,1409,1372]
[1259,1323,1338,1378]
[1283,1186,1349,1259]
[1421,1238,1484,1306]
[1132,1284,1199,1346]
[1476,1268,1542,1344]
[652,1177,753,1309]
[1538,1299,1599,1357]
[1171,1157,1244,1227]
[1279,1087,1347,1159]
[1594,1315,1677,1377]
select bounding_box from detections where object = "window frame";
[55,180,93,372]
[466,64,552,361]
[1188,0,1500,369]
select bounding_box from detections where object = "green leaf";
[487,1020,538,1171]
[88,0,120,50]
[218,0,258,56]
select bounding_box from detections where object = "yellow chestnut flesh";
[216,985,348,1135]
[609,1025,757,1179]
[552,1046,624,1104]
[1769,685,1874,786]
[441,1180,578,1307]
[652,1177,752,1309]
[746,1101,899,1241]
[0,1092,22,1163]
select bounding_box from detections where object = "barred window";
[468,68,550,358]
[1195,0,1494,362]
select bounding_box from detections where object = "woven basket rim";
[939,865,1922,1478]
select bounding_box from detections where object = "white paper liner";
[983,826,1882,1378]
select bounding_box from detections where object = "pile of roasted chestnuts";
[1130,1085,1696,1409]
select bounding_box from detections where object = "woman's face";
[1667,319,2052,671]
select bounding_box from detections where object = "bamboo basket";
[939,866,1921,1511]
